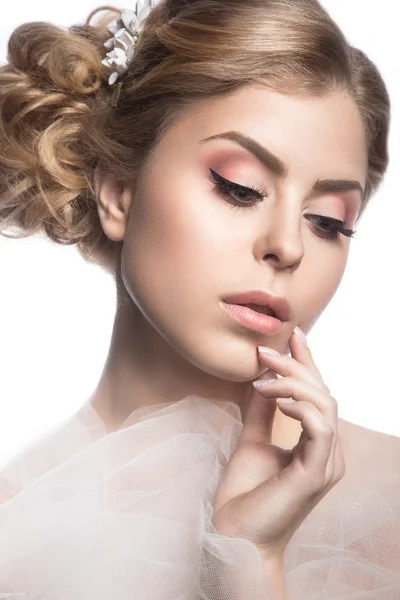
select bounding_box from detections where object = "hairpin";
[101,0,159,87]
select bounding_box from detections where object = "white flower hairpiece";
[101,0,159,86]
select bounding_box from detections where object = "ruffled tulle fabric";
[0,396,399,599]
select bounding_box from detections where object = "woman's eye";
[209,168,265,207]
[305,215,356,242]
[209,168,357,242]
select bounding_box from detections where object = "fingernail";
[294,326,307,346]
[252,379,276,388]
[258,346,280,357]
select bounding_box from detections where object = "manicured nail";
[252,379,276,388]
[294,326,307,346]
[258,346,280,357]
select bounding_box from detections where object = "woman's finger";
[290,328,332,392]
[258,328,330,393]
[275,399,341,488]
[239,377,279,446]
[252,376,338,425]
[253,377,341,482]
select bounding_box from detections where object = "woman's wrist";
[262,556,287,600]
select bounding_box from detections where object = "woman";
[0,0,398,598]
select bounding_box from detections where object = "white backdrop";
[0,0,399,467]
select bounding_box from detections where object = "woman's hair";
[0,0,390,274]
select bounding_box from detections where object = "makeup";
[221,302,284,335]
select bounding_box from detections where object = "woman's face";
[119,85,367,382]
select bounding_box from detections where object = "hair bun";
[7,21,106,95]
[0,16,119,272]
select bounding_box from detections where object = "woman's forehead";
[154,87,368,182]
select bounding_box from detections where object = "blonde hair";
[0,0,390,274]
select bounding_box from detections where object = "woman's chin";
[185,349,268,384]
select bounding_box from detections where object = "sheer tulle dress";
[0,395,399,599]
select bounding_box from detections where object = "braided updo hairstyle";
[0,0,390,275]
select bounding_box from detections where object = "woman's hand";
[211,327,346,562]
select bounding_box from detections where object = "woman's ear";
[93,167,134,242]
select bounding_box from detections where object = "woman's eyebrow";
[200,130,365,202]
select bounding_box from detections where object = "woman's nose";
[258,202,305,270]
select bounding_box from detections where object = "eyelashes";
[208,168,357,242]
[209,168,267,203]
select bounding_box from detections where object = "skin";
[91,85,367,449]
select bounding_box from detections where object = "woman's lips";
[222,290,291,322]
[221,302,284,335]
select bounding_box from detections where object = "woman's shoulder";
[338,416,400,488]
[339,416,400,454]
